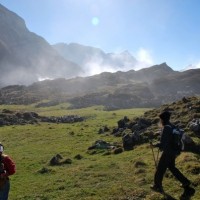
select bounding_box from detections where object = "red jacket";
[1,155,16,176]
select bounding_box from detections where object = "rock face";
[112,96,200,153]
[0,4,82,87]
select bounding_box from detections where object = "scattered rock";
[62,158,72,164]
[49,154,63,166]
[0,109,85,126]
[112,147,123,154]
[97,125,110,134]
[49,154,73,165]
[188,119,200,136]
[122,133,135,151]
[134,161,147,168]
[74,154,83,160]
[88,140,113,150]
[38,167,53,174]
[87,140,122,155]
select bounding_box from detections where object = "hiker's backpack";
[171,126,185,152]
[172,127,185,152]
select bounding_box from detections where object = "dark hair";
[159,111,171,124]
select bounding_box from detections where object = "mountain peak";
[150,62,174,72]
[121,50,131,55]
[0,3,27,33]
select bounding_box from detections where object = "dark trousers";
[0,179,10,200]
[154,152,190,187]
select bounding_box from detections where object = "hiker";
[0,143,16,200]
[150,111,191,193]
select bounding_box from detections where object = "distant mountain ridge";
[1,3,200,110]
[0,63,200,110]
[53,43,138,75]
[1,2,200,92]
[0,3,141,88]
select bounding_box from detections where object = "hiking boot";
[150,185,164,193]
[180,187,195,199]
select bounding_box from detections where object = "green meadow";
[0,104,199,200]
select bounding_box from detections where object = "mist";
[0,37,154,88]
[53,43,154,79]
[0,2,156,87]
[80,48,154,77]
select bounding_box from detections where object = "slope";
[0,4,82,87]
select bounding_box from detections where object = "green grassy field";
[0,105,199,200]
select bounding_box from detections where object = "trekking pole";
[149,140,158,169]
[156,148,160,168]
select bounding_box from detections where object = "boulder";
[188,119,200,135]
[49,154,63,166]
[122,133,135,151]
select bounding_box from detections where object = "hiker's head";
[0,143,4,154]
[159,111,171,125]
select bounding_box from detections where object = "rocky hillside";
[0,109,84,126]
[0,63,200,109]
[0,4,82,87]
[112,96,200,154]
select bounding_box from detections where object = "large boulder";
[188,119,200,136]
[122,133,135,151]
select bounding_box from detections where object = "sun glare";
[91,17,99,26]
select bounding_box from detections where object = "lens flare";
[91,17,99,26]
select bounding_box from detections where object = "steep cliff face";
[0,4,82,87]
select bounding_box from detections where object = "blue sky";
[1,0,200,71]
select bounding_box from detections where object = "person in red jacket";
[0,143,16,200]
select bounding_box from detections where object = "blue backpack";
[172,128,185,152]
[166,125,185,152]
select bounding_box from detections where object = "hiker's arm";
[4,156,16,176]
[152,126,170,149]
[159,126,171,151]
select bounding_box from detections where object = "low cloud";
[196,62,200,68]
[80,51,137,76]
[79,48,154,76]
[183,62,200,71]
[82,55,118,76]
[134,48,154,70]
